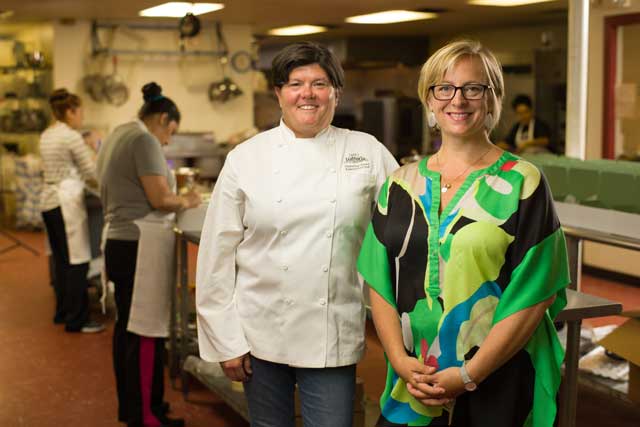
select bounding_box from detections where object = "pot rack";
[90,20,227,57]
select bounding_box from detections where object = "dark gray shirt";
[97,120,174,240]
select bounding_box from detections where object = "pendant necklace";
[436,147,492,193]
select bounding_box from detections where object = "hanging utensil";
[208,22,243,104]
[83,74,106,103]
[179,13,201,39]
[103,55,129,106]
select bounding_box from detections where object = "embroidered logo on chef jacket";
[344,153,371,171]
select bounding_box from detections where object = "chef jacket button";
[274,169,280,174]
[329,198,336,203]
[326,231,332,238]
[280,230,287,236]
[319,298,327,306]
[322,266,329,272]
[329,167,336,173]
[276,197,282,203]
[283,265,289,271]
[284,298,293,305]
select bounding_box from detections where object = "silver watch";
[460,365,477,392]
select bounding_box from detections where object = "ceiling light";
[345,10,437,24]
[468,0,556,6]
[139,2,224,18]
[266,25,329,36]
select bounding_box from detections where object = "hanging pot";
[103,55,129,107]
[208,77,243,103]
[83,74,106,103]
[179,13,201,39]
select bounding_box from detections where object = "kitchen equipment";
[179,13,201,39]
[208,22,243,104]
[360,96,423,158]
[103,56,129,106]
[83,74,107,103]
[174,167,200,193]
[12,41,26,67]
[208,77,243,103]
[25,51,45,68]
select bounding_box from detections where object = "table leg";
[179,236,190,397]
[168,232,180,381]
[558,319,581,427]
[565,235,581,291]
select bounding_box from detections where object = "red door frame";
[602,13,640,159]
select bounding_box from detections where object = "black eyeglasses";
[429,84,492,101]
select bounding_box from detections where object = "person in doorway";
[195,41,398,427]
[97,82,200,427]
[500,93,554,154]
[39,88,105,333]
[357,40,570,426]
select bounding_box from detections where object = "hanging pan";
[103,55,129,106]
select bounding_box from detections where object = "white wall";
[52,20,254,141]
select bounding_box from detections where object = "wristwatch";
[460,365,478,392]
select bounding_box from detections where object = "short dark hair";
[49,88,81,121]
[271,42,344,90]
[138,82,181,123]
[512,94,532,110]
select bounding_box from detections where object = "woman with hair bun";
[40,88,105,334]
[97,82,200,427]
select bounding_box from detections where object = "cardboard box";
[597,310,640,403]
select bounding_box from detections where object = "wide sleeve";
[195,150,251,362]
[357,177,396,307]
[493,165,570,427]
[68,130,96,181]
[494,167,570,324]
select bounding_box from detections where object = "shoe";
[80,320,105,333]
[156,415,184,427]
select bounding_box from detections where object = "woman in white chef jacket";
[97,82,200,427]
[196,42,399,427]
[39,88,104,333]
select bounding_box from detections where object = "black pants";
[41,207,89,331]
[105,239,166,426]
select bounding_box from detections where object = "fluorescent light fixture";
[345,10,437,24]
[139,2,224,18]
[468,0,556,6]
[266,25,329,36]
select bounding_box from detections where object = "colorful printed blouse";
[357,152,570,426]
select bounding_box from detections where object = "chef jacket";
[196,121,398,368]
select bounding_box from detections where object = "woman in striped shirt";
[39,88,104,334]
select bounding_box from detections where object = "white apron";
[127,211,176,338]
[58,176,91,265]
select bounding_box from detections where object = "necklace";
[436,146,492,193]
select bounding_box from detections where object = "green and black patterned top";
[358,152,569,426]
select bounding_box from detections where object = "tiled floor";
[1,230,639,426]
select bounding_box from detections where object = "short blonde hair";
[417,39,504,131]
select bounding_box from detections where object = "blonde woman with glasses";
[358,40,570,426]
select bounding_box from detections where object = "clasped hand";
[395,356,466,407]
